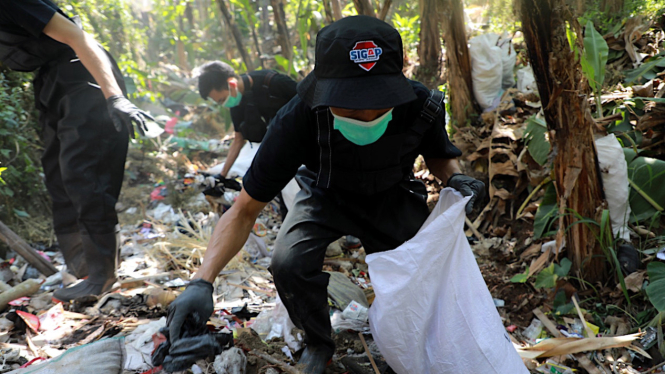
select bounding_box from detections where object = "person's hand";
[166,279,214,342]
[106,95,155,139]
[447,173,485,215]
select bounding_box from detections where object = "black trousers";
[270,168,431,351]
[35,57,128,237]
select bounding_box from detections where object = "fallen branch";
[0,278,42,311]
[249,350,302,374]
[0,220,57,276]
[358,333,380,374]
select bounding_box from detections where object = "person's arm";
[220,132,246,178]
[42,12,122,99]
[424,157,462,184]
[194,189,267,282]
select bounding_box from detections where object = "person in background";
[0,0,153,302]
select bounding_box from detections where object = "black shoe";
[617,242,640,275]
[298,345,333,374]
[56,230,88,279]
[53,231,118,302]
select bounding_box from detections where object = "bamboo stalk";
[358,333,380,374]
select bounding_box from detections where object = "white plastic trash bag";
[469,34,503,110]
[366,188,528,374]
[595,134,632,240]
[498,33,517,90]
[205,141,261,178]
[517,66,537,94]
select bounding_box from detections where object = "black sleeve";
[270,73,297,101]
[418,110,462,160]
[4,0,59,37]
[242,97,311,202]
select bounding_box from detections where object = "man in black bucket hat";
[163,15,485,373]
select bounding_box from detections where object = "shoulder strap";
[315,107,332,188]
[262,71,277,91]
[420,89,444,123]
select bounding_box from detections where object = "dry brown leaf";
[619,270,646,293]
[517,333,642,358]
[528,248,552,276]
[520,243,543,261]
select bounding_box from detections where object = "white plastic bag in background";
[595,134,632,240]
[517,66,537,94]
[366,189,528,374]
[250,296,302,352]
[469,34,503,110]
[498,33,517,90]
[205,141,261,178]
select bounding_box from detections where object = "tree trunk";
[270,0,292,62]
[600,0,622,15]
[519,0,607,282]
[378,0,393,21]
[417,0,441,88]
[440,0,478,127]
[216,0,255,71]
[353,0,376,17]
[322,0,335,23]
[331,0,343,22]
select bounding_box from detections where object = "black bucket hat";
[297,15,417,110]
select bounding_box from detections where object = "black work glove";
[202,174,242,197]
[106,95,155,139]
[166,278,214,343]
[447,173,486,215]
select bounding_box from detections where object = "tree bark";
[378,0,393,21]
[440,0,478,127]
[322,0,335,23]
[519,0,607,282]
[417,0,441,88]
[216,0,255,71]
[353,0,376,17]
[331,0,344,22]
[270,0,292,62]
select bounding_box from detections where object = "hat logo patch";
[349,41,383,72]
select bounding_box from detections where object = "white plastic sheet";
[498,33,517,90]
[366,188,528,374]
[595,134,632,240]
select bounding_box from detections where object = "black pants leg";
[37,59,128,274]
[270,169,431,353]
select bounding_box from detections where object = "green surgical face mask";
[222,91,242,108]
[332,109,393,146]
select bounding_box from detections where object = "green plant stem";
[595,92,603,118]
[568,276,600,298]
[628,177,664,212]
[517,176,552,218]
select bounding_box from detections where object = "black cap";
[297,15,417,110]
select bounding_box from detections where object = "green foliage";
[624,52,665,84]
[627,155,665,222]
[533,182,557,239]
[647,262,665,312]
[524,115,550,166]
[510,266,530,283]
[580,0,665,34]
[0,70,48,223]
[391,12,420,60]
[534,258,572,289]
[582,20,609,94]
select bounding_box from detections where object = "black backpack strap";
[262,71,277,97]
[421,89,444,123]
[315,107,332,188]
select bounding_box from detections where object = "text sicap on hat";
[297,15,417,110]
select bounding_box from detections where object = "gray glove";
[447,173,485,215]
[106,95,155,139]
[166,279,214,342]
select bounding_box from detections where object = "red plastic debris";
[506,325,518,333]
[16,310,40,333]
[8,297,30,306]
[19,357,46,368]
